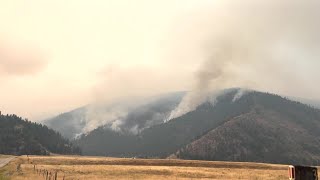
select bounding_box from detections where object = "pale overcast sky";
[1,0,320,120]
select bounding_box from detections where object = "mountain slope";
[44,107,87,139]
[76,89,253,156]
[44,92,185,139]
[134,90,253,157]
[75,90,320,165]
[177,108,320,165]
[0,113,81,155]
[175,92,320,165]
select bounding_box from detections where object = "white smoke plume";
[83,103,129,133]
[232,89,252,103]
[169,0,320,120]
[82,92,184,134]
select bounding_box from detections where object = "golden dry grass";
[0,155,318,180]
[0,155,12,159]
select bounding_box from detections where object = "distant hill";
[75,89,320,165]
[0,113,81,155]
[44,107,87,140]
[45,90,320,141]
[176,93,320,165]
[44,91,185,139]
[288,96,320,110]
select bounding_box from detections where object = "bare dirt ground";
[0,155,317,179]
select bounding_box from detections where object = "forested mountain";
[176,93,320,165]
[44,107,87,140]
[45,90,320,141]
[75,90,320,165]
[0,113,81,155]
[289,97,320,110]
[44,92,185,139]
[75,89,253,157]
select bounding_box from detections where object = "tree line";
[0,112,81,155]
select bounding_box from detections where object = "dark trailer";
[288,165,318,180]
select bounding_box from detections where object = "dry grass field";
[0,155,12,159]
[0,155,318,179]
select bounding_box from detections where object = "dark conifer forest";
[0,112,81,155]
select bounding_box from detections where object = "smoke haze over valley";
[2,0,320,169]
[1,0,320,122]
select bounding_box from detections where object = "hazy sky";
[1,0,320,120]
[0,0,206,120]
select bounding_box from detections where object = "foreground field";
[0,155,315,179]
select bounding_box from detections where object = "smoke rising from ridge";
[169,0,320,119]
[70,0,320,132]
[2,0,320,122]
[82,92,184,134]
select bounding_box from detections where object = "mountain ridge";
[44,89,320,140]
[174,92,320,165]
[74,90,320,165]
[44,91,186,139]
[0,113,81,155]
